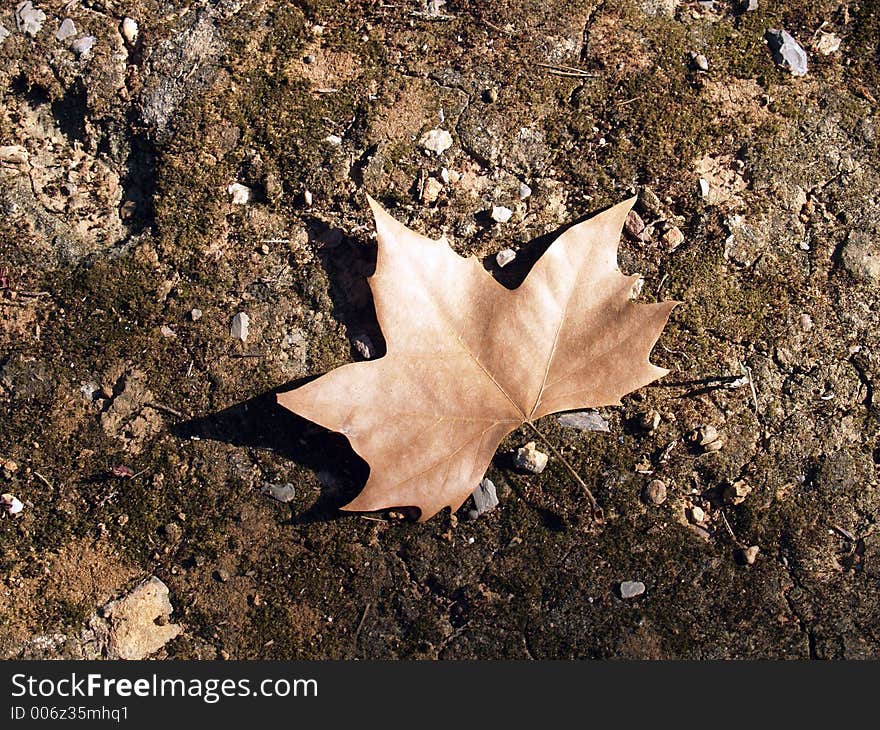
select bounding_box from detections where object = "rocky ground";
[1,0,879,659]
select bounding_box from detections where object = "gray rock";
[261,482,296,503]
[471,478,499,515]
[0,23,9,43]
[55,18,76,41]
[620,580,646,599]
[841,232,880,284]
[139,8,226,139]
[557,410,610,433]
[766,29,808,77]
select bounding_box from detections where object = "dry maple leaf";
[278,196,677,521]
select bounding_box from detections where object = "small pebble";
[419,128,453,154]
[2,459,19,477]
[71,35,96,57]
[422,177,444,203]
[352,334,375,360]
[190,308,203,321]
[814,32,841,56]
[798,313,813,332]
[662,226,685,251]
[689,505,706,523]
[624,210,646,240]
[325,134,342,146]
[214,569,231,583]
[303,189,313,206]
[638,187,663,218]
[121,17,138,44]
[518,182,532,200]
[742,545,760,565]
[55,18,76,41]
[260,482,296,503]
[15,1,45,37]
[740,0,758,10]
[227,183,251,204]
[691,424,720,447]
[692,53,709,71]
[514,441,548,474]
[1,493,24,516]
[471,478,498,515]
[639,409,661,433]
[619,581,646,599]
[630,277,645,300]
[557,410,610,433]
[490,206,513,224]
[159,325,176,338]
[723,479,752,505]
[495,248,516,267]
[698,178,710,197]
[303,54,316,64]
[643,479,667,505]
[230,312,250,342]
[483,87,499,103]
[0,24,9,43]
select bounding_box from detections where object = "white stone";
[227,183,251,204]
[0,24,9,43]
[55,18,76,41]
[71,35,95,57]
[491,205,513,223]
[121,17,138,43]
[303,189,313,206]
[352,334,375,359]
[514,441,548,474]
[620,580,646,599]
[518,182,532,200]
[15,2,46,37]
[422,177,444,203]
[815,32,840,56]
[325,134,342,146]
[230,312,250,342]
[1,493,24,515]
[419,128,453,154]
[190,308,203,321]
[495,248,516,267]
[698,178,710,197]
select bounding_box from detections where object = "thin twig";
[525,420,601,519]
[359,515,387,523]
[719,508,746,549]
[146,401,186,419]
[354,603,370,639]
[33,471,53,489]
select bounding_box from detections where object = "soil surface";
[1,0,879,659]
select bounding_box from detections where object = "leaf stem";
[524,420,603,521]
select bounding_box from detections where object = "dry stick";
[524,420,601,519]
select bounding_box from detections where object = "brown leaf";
[278,196,677,521]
